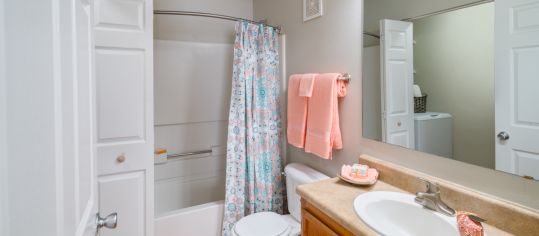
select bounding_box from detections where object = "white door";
[380,19,415,149]
[74,0,100,235]
[495,0,539,180]
[93,0,154,235]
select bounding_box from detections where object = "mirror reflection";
[362,0,538,180]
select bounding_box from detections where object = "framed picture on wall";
[303,0,323,22]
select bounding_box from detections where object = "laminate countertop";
[297,178,510,236]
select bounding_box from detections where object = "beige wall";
[414,3,495,168]
[253,0,363,175]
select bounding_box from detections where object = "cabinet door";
[302,211,339,236]
[93,0,154,235]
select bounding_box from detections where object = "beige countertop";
[297,177,511,236]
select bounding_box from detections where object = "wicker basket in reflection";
[414,94,427,113]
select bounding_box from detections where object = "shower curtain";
[222,21,284,235]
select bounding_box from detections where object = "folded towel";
[299,74,315,97]
[287,74,316,148]
[304,73,348,159]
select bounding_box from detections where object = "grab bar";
[167,149,213,160]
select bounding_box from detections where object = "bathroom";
[2,0,539,236]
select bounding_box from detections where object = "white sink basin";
[353,191,459,236]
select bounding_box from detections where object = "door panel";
[99,172,146,236]
[495,0,539,179]
[94,0,145,30]
[93,0,154,234]
[95,48,146,143]
[380,19,415,149]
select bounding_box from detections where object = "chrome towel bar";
[340,73,351,82]
[167,149,213,160]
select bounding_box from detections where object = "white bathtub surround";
[155,201,224,236]
[154,145,226,216]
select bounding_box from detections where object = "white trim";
[0,0,8,234]
[71,0,82,223]
[51,0,65,235]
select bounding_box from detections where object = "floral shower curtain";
[222,21,284,235]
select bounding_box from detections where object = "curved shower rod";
[154,10,282,34]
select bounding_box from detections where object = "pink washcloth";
[341,165,379,182]
[457,211,484,236]
[304,73,348,159]
[287,74,316,148]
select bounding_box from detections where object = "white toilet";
[232,163,329,236]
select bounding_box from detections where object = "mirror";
[362,0,539,180]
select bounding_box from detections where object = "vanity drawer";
[301,199,355,236]
[302,210,338,236]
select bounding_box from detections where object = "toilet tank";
[285,163,329,222]
[414,112,453,159]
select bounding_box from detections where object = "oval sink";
[353,191,459,236]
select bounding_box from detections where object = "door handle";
[96,212,118,230]
[497,131,510,141]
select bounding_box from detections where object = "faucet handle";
[419,178,440,193]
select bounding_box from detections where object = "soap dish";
[337,172,378,186]
[339,164,379,186]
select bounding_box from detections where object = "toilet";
[232,163,329,236]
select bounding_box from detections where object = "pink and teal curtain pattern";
[222,21,284,235]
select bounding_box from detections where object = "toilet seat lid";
[234,212,289,236]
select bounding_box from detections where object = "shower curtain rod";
[363,31,380,39]
[401,0,494,21]
[362,0,492,40]
[154,10,282,34]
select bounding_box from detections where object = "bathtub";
[153,145,226,236]
[155,200,224,236]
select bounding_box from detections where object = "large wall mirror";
[362,0,539,180]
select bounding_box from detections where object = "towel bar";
[340,73,351,82]
[167,149,213,160]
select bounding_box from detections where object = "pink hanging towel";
[287,74,316,148]
[304,73,348,159]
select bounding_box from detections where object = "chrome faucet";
[415,178,455,217]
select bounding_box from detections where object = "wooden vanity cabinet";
[301,199,355,236]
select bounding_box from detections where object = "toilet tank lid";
[284,163,329,184]
[414,112,452,121]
